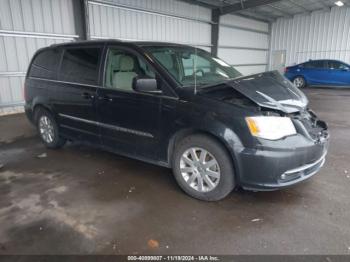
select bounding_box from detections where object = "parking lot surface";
[0,88,349,254]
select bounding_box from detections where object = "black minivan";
[24,40,329,201]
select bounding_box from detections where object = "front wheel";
[35,108,66,149]
[293,76,306,88]
[172,134,235,201]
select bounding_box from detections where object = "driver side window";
[182,54,210,76]
[328,61,349,70]
[105,48,156,91]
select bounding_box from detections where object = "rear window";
[29,49,61,79]
[304,61,325,69]
[59,47,102,85]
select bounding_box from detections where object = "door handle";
[98,95,113,102]
[81,92,95,100]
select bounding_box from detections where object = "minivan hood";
[225,71,308,113]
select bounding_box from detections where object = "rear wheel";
[35,108,66,149]
[293,76,306,88]
[172,134,235,201]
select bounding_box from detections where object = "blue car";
[284,59,350,88]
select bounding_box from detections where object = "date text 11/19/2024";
[127,255,220,261]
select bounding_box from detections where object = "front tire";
[293,76,306,88]
[172,134,235,201]
[35,108,66,149]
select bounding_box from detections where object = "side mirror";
[132,77,161,94]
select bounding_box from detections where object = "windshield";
[144,46,242,88]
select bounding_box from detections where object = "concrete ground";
[0,88,349,255]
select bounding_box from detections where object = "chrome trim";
[284,151,327,175]
[88,0,213,25]
[60,114,96,125]
[29,76,178,100]
[29,77,100,89]
[60,124,98,136]
[59,114,154,138]
[99,122,154,138]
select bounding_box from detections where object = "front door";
[96,46,162,159]
[327,61,350,86]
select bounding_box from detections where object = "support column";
[72,0,88,40]
[211,9,220,56]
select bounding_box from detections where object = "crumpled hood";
[226,71,308,113]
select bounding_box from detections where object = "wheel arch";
[32,97,56,124]
[33,104,53,123]
[167,127,242,184]
[293,75,307,86]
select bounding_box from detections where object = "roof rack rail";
[49,38,125,47]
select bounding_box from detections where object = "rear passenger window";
[59,48,101,85]
[29,49,61,79]
[304,61,325,69]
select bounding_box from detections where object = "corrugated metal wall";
[0,0,272,114]
[87,0,212,51]
[218,14,269,75]
[0,0,77,115]
[270,6,350,69]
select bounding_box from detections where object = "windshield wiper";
[182,78,238,91]
[199,75,243,90]
[199,80,231,90]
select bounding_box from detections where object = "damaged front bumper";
[235,109,330,191]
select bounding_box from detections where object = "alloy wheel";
[180,147,220,192]
[39,116,55,143]
[293,77,304,88]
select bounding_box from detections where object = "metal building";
[270,6,350,69]
[1,0,350,114]
[0,0,77,115]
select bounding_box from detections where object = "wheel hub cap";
[180,147,220,192]
[294,78,303,88]
[39,116,54,143]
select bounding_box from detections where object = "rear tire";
[293,76,306,88]
[172,134,235,201]
[35,108,66,149]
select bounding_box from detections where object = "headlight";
[245,116,296,140]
